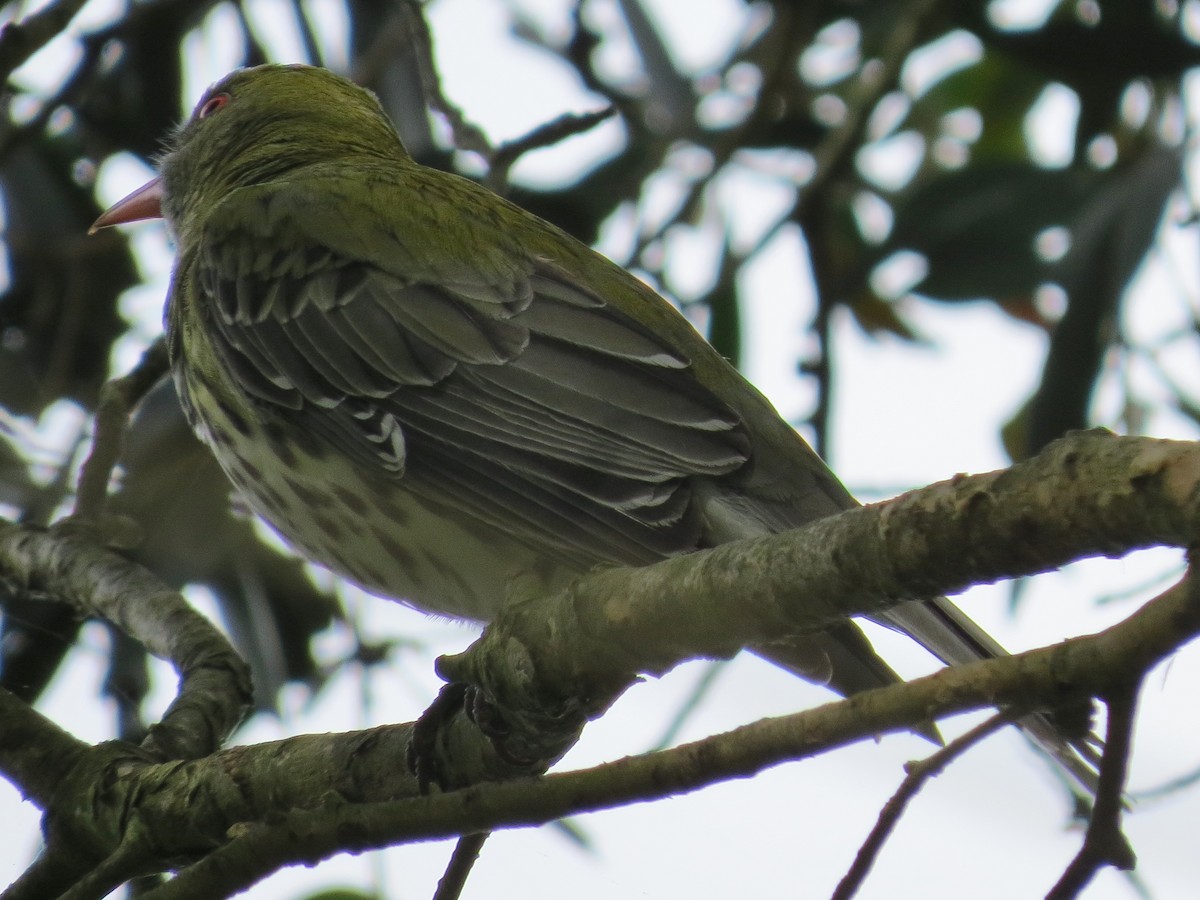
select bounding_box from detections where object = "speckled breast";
[172,361,550,623]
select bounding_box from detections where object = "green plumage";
[94,64,1095,785]
[160,65,860,613]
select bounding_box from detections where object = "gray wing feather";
[195,184,751,566]
[519,286,687,368]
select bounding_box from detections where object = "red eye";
[198,93,230,119]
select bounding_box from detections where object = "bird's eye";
[198,93,231,119]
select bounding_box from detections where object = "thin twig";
[0,17,104,161]
[625,2,818,264]
[831,713,1014,900]
[288,0,324,66]
[485,107,615,193]
[73,340,169,521]
[810,240,835,457]
[746,0,950,262]
[396,0,492,157]
[1129,761,1200,801]
[651,660,725,751]
[432,832,490,900]
[0,0,90,82]
[1,0,226,163]
[1047,685,1140,899]
[394,0,612,197]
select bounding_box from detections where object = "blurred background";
[2,0,1200,896]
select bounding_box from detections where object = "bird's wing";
[191,174,752,568]
[190,172,971,712]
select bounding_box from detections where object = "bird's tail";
[876,597,1102,793]
[702,485,1100,791]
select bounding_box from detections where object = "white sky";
[4,0,1200,897]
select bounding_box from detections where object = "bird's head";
[92,64,407,238]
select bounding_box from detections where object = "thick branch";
[438,431,1199,768]
[5,432,1197,896]
[0,522,252,761]
[136,572,1199,899]
[6,550,1193,897]
[0,686,87,808]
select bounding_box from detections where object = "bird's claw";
[408,682,525,792]
[407,682,469,793]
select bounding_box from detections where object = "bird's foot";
[407,682,469,793]
[408,681,535,792]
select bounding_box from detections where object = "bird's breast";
[173,357,563,622]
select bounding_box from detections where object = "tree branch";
[394,0,492,158]
[832,713,1016,900]
[0,521,252,761]
[1047,684,1140,899]
[436,430,1199,775]
[132,570,1199,899]
[0,685,87,808]
[485,107,616,193]
[4,431,1197,896]
[0,0,90,82]
[73,340,169,522]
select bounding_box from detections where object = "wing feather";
[192,177,751,563]
[331,293,456,385]
[520,285,689,369]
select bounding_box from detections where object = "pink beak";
[89,176,165,234]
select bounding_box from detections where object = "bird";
[92,63,1095,786]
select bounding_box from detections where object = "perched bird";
[93,64,1094,784]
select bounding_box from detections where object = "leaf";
[1024,144,1184,454]
[903,50,1048,164]
[884,163,1098,302]
[0,137,137,415]
[959,4,1200,149]
[844,291,920,340]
